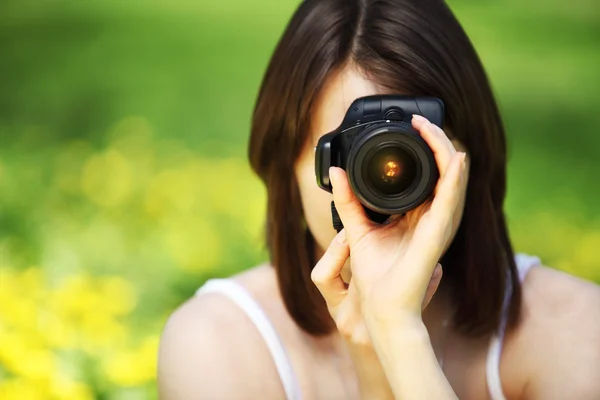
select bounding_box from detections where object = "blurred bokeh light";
[0,0,598,398]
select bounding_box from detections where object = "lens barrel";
[346,123,438,215]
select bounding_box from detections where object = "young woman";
[158,0,600,398]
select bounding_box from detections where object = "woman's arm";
[321,115,466,399]
[346,343,396,399]
[158,294,286,399]
[367,317,457,400]
[518,267,600,399]
[312,234,396,399]
[311,221,446,399]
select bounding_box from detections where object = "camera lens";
[364,145,417,196]
[346,123,438,216]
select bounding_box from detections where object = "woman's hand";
[311,235,397,398]
[311,230,444,348]
[310,115,466,398]
[312,115,466,331]
[327,115,466,327]
[311,228,445,399]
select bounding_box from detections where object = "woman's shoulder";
[157,263,290,399]
[519,264,600,342]
[506,263,600,398]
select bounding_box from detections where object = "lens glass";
[365,145,417,196]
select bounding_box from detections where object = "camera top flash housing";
[315,95,444,223]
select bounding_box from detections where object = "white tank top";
[196,253,540,400]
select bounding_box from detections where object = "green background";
[0,0,598,398]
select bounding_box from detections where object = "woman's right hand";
[311,228,443,398]
[311,230,443,349]
[311,235,393,398]
[310,115,462,398]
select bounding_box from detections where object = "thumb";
[329,167,374,245]
[311,229,351,310]
[421,263,443,311]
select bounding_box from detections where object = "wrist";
[365,316,432,367]
[364,307,427,341]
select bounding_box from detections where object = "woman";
[158,0,600,398]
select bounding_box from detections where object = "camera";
[314,95,444,231]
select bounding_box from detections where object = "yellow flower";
[102,335,160,387]
[48,273,134,349]
[0,268,43,328]
[572,229,600,281]
[14,348,57,382]
[81,149,133,208]
[50,374,95,400]
[0,378,47,400]
[0,329,33,375]
[164,217,222,273]
[99,276,137,316]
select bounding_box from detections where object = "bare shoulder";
[513,265,600,399]
[157,264,287,400]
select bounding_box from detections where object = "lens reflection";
[365,146,417,195]
[384,160,400,178]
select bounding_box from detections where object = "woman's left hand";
[315,115,467,331]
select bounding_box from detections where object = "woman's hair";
[248,0,521,337]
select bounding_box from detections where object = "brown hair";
[248,0,521,337]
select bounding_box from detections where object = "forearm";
[368,319,458,400]
[345,343,395,400]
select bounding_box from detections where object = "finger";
[421,263,443,311]
[402,199,431,231]
[311,229,350,309]
[404,152,465,285]
[329,167,374,245]
[412,114,457,177]
[412,114,456,164]
[428,152,466,228]
[336,281,371,346]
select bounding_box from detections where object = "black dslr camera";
[315,95,444,232]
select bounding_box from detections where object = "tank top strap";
[486,253,540,400]
[514,253,540,282]
[196,278,302,400]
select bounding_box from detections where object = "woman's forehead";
[308,67,457,144]
[310,66,381,142]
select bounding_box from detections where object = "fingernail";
[336,229,347,244]
[412,114,427,124]
[458,153,466,181]
[329,167,336,187]
[433,263,442,279]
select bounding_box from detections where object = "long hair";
[248,0,521,337]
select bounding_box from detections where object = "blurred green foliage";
[0,0,598,398]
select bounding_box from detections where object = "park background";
[0,0,598,398]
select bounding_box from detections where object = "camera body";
[315,95,444,226]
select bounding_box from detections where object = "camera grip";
[331,201,344,233]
